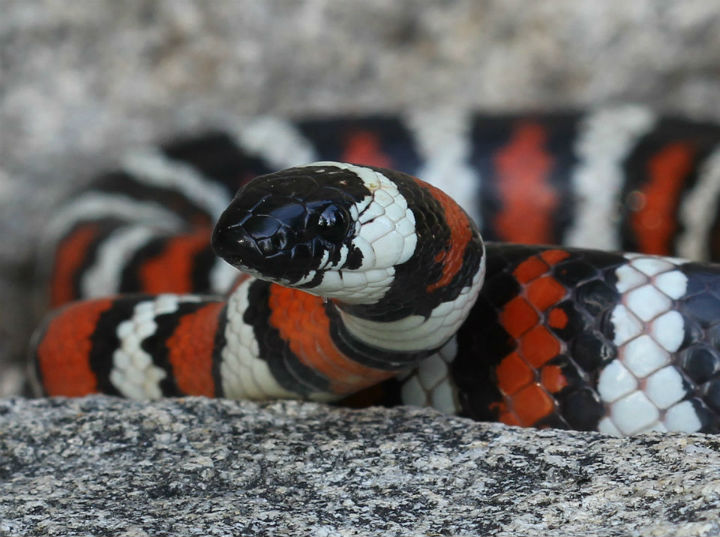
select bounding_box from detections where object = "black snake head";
[213,163,368,288]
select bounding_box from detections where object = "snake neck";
[317,167,487,362]
[327,258,485,358]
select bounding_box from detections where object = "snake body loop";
[31,109,720,435]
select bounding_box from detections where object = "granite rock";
[1,397,720,536]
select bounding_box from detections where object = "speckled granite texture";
[1,397,719,536]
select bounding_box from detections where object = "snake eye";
[312,204,350,243]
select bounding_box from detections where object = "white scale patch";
[399,336,460,414]
[41,193,184,255]
[123,150,232,220]
[597,254,697,435]
[111,294,202,399]
[228,116,318,170]
[565,105,656,250]
[220,278,334,402]
[341,256,485,353]
[81,225,159,297]
[209,257,241,295]
[404,109,482,227]
[295,162,419,305]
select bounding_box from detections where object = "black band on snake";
[30,109,720,436]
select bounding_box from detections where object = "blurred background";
[2,0,720,395]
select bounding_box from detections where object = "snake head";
[212,163,369,289]
[213,162,483,309]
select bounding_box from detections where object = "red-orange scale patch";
[267,284,394,395]
[493,122,558,244]
[410,176,475,294]
[541,364,568,393]
[139,228,212,294]
[492,248,573,427]
[50,224,101,307]
[491,382,559,428]
[499,296,539,339]
[539,249,571,265]
[508,383,556,426]
[341,130,393,169]
[495,352,534,396]
[513,256,549,284]
[495,404,522,427]
[36,298,114,396]
[521,324,561,369]
[165,302,223,397]
[526,275,567,312]
[547,307,568,330]
[631,142,695,256]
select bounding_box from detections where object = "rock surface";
[1,397,720,536]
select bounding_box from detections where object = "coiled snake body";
[31,107,720,435]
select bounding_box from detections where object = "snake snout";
[212,195,322,283]
[211,217,258,266]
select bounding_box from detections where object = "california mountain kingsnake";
[31,106,720,435]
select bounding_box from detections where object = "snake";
[29,106,720,435]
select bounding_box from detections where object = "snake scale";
[30,106,720,435]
